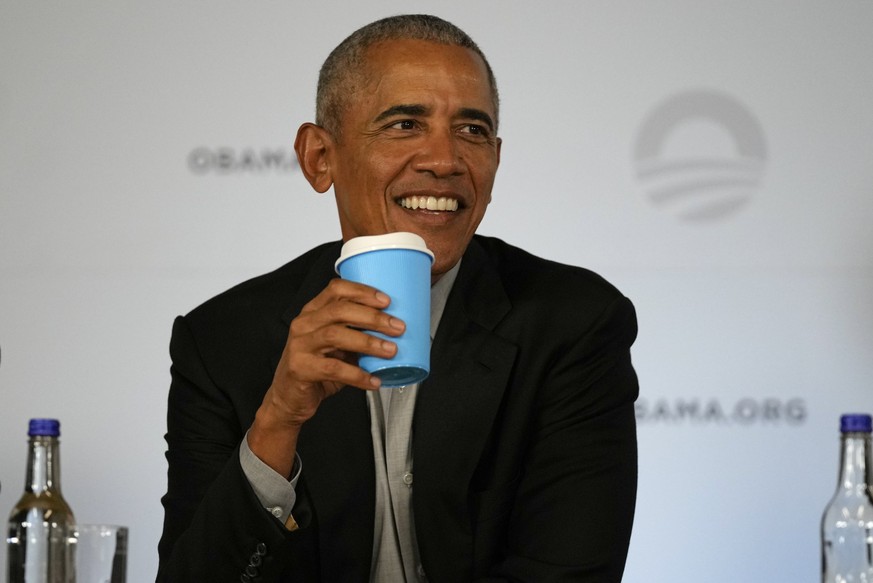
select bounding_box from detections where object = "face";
[300,39,501,280]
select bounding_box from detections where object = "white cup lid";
[335,232,434,273]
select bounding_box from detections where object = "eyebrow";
[373,104,495,133]
[373,104,428,123]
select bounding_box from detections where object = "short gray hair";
[316,14,499,137]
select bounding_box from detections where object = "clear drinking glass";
[73,524,128,583]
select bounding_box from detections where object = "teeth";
[399,195,459,212]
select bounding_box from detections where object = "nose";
[411,130,465,177]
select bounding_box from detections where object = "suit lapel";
[413,239,518,537]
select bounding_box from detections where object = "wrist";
[248,407,302,479]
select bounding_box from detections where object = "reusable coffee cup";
[335,232,434,387]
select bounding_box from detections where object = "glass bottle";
[6,419,76,583]
[821,413,873,583]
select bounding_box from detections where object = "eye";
[460,124,491,139]
[389,119,417,130]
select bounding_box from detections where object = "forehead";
[354,39,494,113]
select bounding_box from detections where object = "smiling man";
[158,14,639,583]
[296,35,500,281]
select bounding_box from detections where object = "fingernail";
[381,340,397,353]
[376,291,390,304]
[369,375,382,388]
[389,317,405,331]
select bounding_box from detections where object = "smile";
[397,195,459,212]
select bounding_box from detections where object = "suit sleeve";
[485,295,639,582]
[156,315,314,582]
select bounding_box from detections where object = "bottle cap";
[840,414,872,433]
[28,418,60,437]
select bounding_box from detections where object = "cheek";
[473,170,496,206]
[370,152,410,186]
[468,151,499,189]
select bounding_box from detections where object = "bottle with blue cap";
[821,413,873,582]
[6,419,76,583]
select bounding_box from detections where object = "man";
[158,14,638,583]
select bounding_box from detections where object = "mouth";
[396,195,460,212]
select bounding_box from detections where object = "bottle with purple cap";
[821,413,873,583]
[6,419,76,583]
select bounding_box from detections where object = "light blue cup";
[335,232,434,387]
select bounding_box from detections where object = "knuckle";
[321,325,342,345]
[325,278,347,295]
[289,318,305,336]
[322,300,345,319]
[319,358,343,377]
[368,334,386,351]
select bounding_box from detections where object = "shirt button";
[417,563,428,580]
[402,472,414,486]
[270,507,283,518]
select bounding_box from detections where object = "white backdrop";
[2,2,872,581]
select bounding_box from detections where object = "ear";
[294,123,335,193]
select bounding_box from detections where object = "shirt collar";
[429,259,461,340]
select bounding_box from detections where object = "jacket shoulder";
[471,235,627,309]
[184,241,338,328]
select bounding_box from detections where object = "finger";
[293,295,406,340]
[294,350,384,391]
[302,278,391,313]
[321,300,405,337]
[293,324,398,363]
[281,324,396,395]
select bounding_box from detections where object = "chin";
[430,255,459,278]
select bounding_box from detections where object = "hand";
[248,278,405,476]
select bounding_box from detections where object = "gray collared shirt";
[241,260,460,582]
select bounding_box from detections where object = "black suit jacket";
[157,235,639,582]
